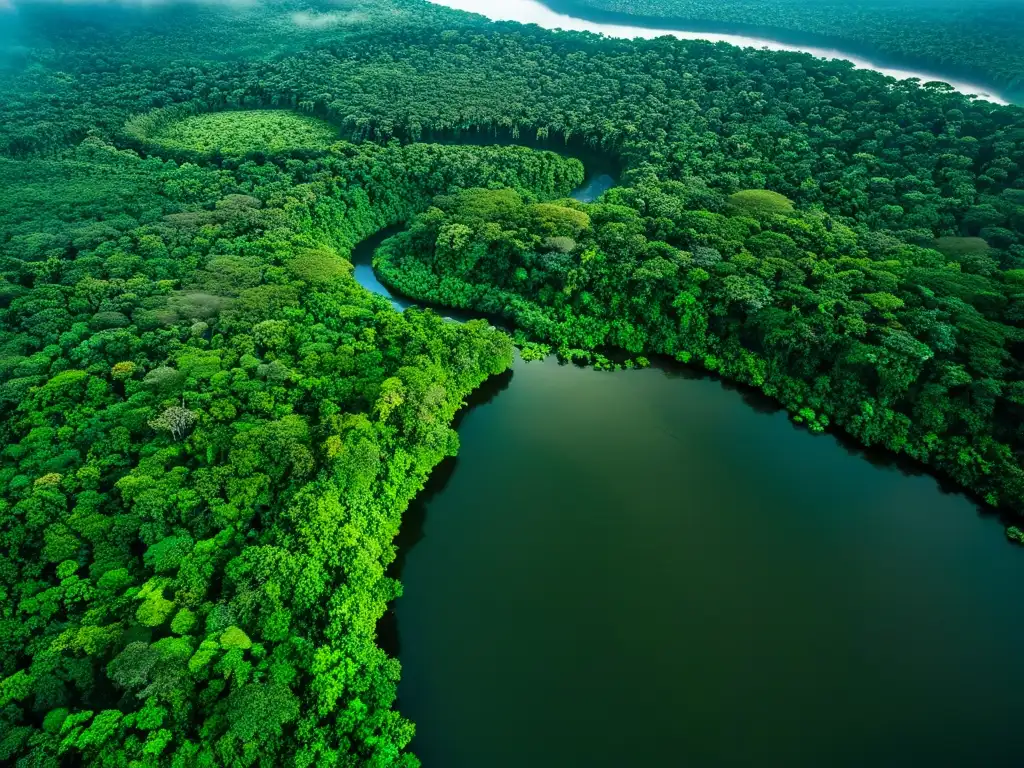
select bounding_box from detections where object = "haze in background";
[430,0,1010,104]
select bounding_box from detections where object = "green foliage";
[519,341,551,361]
[377,175,1024,518]
[862,292,905,312]
[546,0,1024,90]
[728,189,795,215]
[170,608,198,635]
[219,626,252,650]
[0,1,1023,766]
[0,121,550,766]
[131,108,339,158]
[227,682,299,741]
[287,248,351,285]
[933,236,992,257]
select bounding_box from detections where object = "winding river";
[428,0,1012,105]
[354,162,1024,766]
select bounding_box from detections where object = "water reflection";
[393,354,1024,768]
[349,225,409,311]
[377,366,515,657]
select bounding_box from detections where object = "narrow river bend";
[353,163,1024,766]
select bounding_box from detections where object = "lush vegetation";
[1,0,1024,764]
[0,122,580,764]
[127,109,340,158]
[545,0,1024,94]
[376,181,1024,511]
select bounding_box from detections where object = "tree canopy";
[546,0,1024,95]
[1,0,1024,765]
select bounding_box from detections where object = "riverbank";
[346,141,1024,767]
[349,150,616,311]
[428,0,1013,105]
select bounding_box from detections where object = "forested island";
[1,0,1024,765]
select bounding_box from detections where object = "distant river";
[352,163,1024,766]
[429,0,1011,105]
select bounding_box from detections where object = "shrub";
[728,189,795,215]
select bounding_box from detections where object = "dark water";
[352,153,1024,767]
[391,355,1024,767]
[570,171,615,203]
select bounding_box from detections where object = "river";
[428,0,1011,105]
[352,164,1024,765]
[352,164,612,312]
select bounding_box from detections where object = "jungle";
[1,0,1024,765]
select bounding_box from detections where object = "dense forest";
[1,0,1024,764]
[0,131,581,765]
[376,181,1024,516]
[544,0,1024,96]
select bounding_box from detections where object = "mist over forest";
[2,0,1024,766]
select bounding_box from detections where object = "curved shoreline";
[350,152,616,312]
[428,0,1011,105]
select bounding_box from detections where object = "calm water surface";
[391,355,1024,767]
[353,162,1024,767]
[352,226,411,312]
